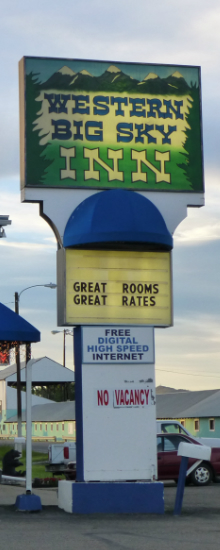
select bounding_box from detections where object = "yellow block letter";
[131,149,171,184]
[84,148,123,181]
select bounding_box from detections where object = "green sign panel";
[19,57,203,192]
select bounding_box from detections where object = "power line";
[156,368,220,379]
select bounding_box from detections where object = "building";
[5,401,76,441]
[0,356,75,437]
[7,384,220,442]
[156,389,220,438]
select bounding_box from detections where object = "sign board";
[82,363,156,481]
[20,57,203,193]
[75,325,157,482]
[57,248,172,326]
[82,326,154,363]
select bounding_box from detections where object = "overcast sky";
[1,0,220,390]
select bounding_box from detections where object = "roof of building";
[156,385,189,395]
[0,356,75,384]
[8,388,220,424]
[6,400,75,422]
[156,389,220,419]
[7,386,54,413]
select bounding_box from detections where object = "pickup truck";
[157,420,220,447]
[45,442,76,475]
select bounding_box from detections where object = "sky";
[0,0,220,390]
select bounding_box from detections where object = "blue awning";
[0,303,40,343]
[63,189,173,251]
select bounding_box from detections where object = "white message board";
[82,363,157,481]
[82,326,154,363]
[80,326,157,482]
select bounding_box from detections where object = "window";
[163,435,184,452]
[194,419,199,432]
[209,418,215,432]
[157,436,163,452]
[51,424,53,431]
[161,422,186,435]
[40,423,42,431]
[35,423,37,431]
[180,420,185,427]
[62,422,65,431]
[56,423,59,432]
[68,422,74,435]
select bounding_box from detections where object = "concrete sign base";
[58,480,164,514]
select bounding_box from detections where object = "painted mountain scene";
[21,58,203,193]
[41,65,191,95]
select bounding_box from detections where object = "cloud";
[1,0,220,177]
[172,169,220,245]
[192,7,220,42]
[1,0,220,388]
[0,178,57,244]
[174,222,220,246]
[155,313,220,390]
[0,240,55,251]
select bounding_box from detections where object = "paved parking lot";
[1,482,220,550]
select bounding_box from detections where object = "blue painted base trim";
[71,482,164,514]
[15,493,42,512]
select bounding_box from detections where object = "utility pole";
[63,329,66,369]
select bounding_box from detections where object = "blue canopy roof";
[63,189,173,251]
[0,303,40,343]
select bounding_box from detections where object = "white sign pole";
[26,356,33,493]
[15,355,42,511]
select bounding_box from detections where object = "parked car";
[157,433,220,486]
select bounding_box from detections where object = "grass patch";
[28,450,48,463]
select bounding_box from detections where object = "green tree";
[32,383,75,402]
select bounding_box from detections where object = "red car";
[157,433,220,486]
